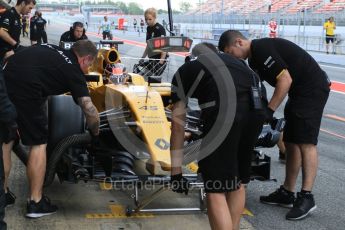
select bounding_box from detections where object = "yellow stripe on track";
[86,205,154,219]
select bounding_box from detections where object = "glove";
[264,107,274,123]
[4,122,18,144]
[170,173,190,195]
[138,58,145,65]
[256,132,276,148]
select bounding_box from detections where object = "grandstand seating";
[189,0,345,15]
[269,0,294,13]
[315,0,345,13]
[286,0,323,13]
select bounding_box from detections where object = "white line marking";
[331,80,345,85]
[331,90,345,95]
[320,64,345,70]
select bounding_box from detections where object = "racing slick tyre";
[47,95,85,154]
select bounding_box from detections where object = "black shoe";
[260,185,295,208]
[279,151,286,162]
[5,188,16,207]
[286,192,317,220]
[26,195,58,218]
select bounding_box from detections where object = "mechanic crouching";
[2,40,100,218]
[60,21,88,43]
[170,43,264,230]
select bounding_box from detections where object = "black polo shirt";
[0,7,22,58]
[249,38,329,97]
[60,29,88,43]
[4,44,89,102]
[35,17,46,31]
[146,22,166,59]
[171,53,254,134]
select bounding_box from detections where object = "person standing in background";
[268,18,278,38]
[22,15,28,37]
[140,18,145,32]
[323,17,336,54]
[98,16,113,40]
[133,18,137,32]
[29,10,38,45]
[35,11,47,44]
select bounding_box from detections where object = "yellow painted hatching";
[85,205,154,219]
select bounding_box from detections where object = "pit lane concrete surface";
[5,18,345,230]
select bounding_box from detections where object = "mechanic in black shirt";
[35,11,47,44]
[0,0,36,62]
[2,40,100,218]
[137,8,167,79]
[60,21,88,43]
[0,69,17,230]
[170,43,264,230]
[29,11,38,45]
[219,30,330,221]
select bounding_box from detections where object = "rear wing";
[146,36,193,53]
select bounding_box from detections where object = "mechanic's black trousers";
[0,136,6,230]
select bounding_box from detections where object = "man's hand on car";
[90,132,100,147]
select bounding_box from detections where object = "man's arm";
[159,52,167,64]
[0,29,17,47]
[170,101,186,175]
[268,69,292,111]
[77,96,100,136]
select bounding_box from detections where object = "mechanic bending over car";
[0,0,36,63]
[2,40,100,218]
[0,69,17,230]
[219,30,330,220]
[170,43,265,230]
[60,21,88,43]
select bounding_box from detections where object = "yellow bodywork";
[87,47,172,175]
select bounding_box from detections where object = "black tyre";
[47,95,85,155]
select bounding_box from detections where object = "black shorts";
[9,96,48,146]
[102,31,112,40]
[198,109,264,193]
[326,35,334,44]
[283,86,330,145]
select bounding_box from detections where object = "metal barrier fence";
[170,26,345,55]
[283,35,345,54]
